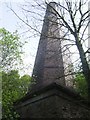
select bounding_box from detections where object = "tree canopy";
[2,70,31,119]
[0,28,23,71]
[0,28,31,119]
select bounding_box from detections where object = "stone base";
[14,83,90,118]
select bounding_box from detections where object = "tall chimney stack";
[30,2,65,90]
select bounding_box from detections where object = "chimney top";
[49,2,57,4]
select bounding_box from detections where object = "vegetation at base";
[1,70,31,120]
[74,73,88,99]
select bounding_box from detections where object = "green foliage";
[0,28,23,71]
[74,73,88,99]
[2,70,31,119]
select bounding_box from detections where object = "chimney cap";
[49,2,57,5]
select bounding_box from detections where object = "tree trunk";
[75,35,90,102]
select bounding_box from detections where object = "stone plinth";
[14,83,90,118]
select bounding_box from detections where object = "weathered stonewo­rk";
[30,2,65,90]
[14,82,90,118]
[14,2,90,118]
